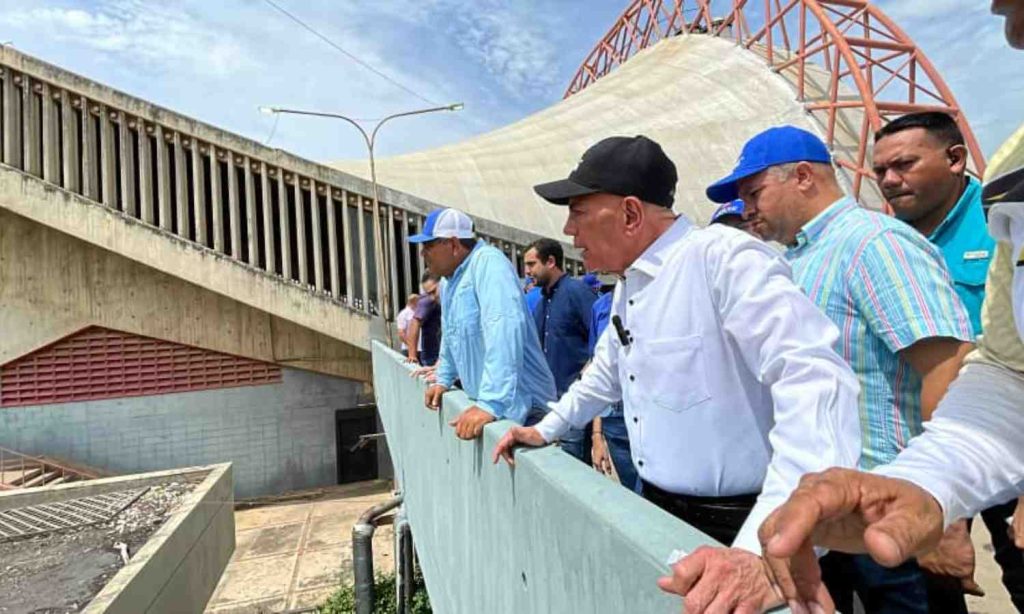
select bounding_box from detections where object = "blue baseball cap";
[408,208,475,243]
[581,272,601,291]
[710,199,745,224]
[706,126,832,203]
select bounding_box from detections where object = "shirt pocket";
[640,335,712,413]
[948,252,991,289]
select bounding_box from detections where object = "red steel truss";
[565,0,986,198]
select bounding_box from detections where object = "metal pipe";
[397,514,415,614]
[353,494,403,614]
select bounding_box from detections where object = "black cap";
[533,135,678,208]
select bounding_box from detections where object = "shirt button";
[628,300,634,306]
[638,460,644,467]
[633,417,638,423]
[629,374,635,381]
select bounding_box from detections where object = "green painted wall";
[373,342,780,614]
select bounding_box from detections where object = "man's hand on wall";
[424,384,448,410]
[449,406,495,440]
[657,546,789,614]
[492,426,547,466]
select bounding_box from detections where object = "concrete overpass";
[0,0,986,500]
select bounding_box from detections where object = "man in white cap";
[408,208,556,440]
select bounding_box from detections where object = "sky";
[0,0,1019,165]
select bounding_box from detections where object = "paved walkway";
[203,479,1017,613]
[205,481,395,613]
[967,520,1016,614]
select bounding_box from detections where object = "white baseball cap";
[408,208,476,243]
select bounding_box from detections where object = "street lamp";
[259,103,464,346]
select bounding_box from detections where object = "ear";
[794,161,816,191]
[622,196,644,234]
[947,144,968,175]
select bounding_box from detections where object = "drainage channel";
[0,488,148,542]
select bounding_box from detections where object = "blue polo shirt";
[533,274,596,395]
[926,177,994,336]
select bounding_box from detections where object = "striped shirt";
[787,197,973,469]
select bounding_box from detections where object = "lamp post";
[259,103,464,346]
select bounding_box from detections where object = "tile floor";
[205,480,396,613]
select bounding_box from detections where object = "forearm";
[406,321,422,359]
[875,363,1024,525]
[909,340,973,421]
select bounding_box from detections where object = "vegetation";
[319,570,431,614]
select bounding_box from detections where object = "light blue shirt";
[436,241,557,424]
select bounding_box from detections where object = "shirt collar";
[448,240,482,285]
[928,177,981,242]
[628,215,693,279]
[541,272,567,298]
[792,197,857,250]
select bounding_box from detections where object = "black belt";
[641,480,759,507]
[641,480,758,544]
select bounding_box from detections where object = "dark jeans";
[641,480,757,545]
[602,415,640,493]
[923,499,1024,614]
[821,552,929,614]
[559,423,592,466]
[979,499,1024,612]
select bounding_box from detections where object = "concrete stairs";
[0,448,100,490]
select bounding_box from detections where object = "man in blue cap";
[709,198,751,233]
[699,125,974,613]
[409,207,556,440]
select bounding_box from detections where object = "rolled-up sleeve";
[708,234,862,554]
[474,253,531,423]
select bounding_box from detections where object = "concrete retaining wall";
[372,342,781,614]
[0,368,362,498]
[0,463,235,614]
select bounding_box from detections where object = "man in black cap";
[492,135,862,612]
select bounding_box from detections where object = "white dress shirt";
[534,217,862,553]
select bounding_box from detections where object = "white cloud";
[427,0,563,97]
[876,0,971,22]
[0,0,259,77]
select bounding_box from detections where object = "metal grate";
[0,488,147,542]
[0,326,282,407]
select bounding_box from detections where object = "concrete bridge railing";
[0,47,583,327]
[372,342,782,613]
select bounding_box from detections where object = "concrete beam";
[0,166,372,353]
